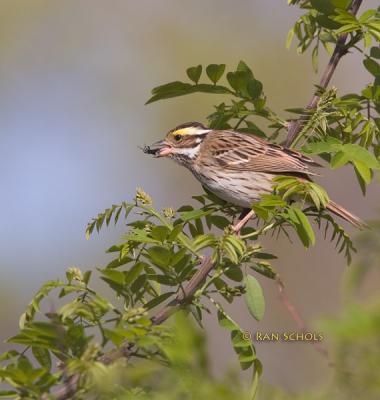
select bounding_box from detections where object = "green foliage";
[287,1,380,69]
[147,60,285,136]
[1,1,380,398]
[243,275,265,321]
[81,314,254,400]
[1,190,274,398]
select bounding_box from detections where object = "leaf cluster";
[147,60,285,139]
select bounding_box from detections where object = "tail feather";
[326,200,367,229]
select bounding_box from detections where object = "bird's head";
[143,122,211,164]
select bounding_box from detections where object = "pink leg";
[232,210,255,233]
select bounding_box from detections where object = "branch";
[276,278,331,364]
[51,255,214,400]
[284,0,363,147]
[152,255,213,324]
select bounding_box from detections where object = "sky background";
[0,0,379,394]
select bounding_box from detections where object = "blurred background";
[0,0,379,395]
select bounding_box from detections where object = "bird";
[143,121,365,230]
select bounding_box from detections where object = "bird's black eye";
[174,134,182,142]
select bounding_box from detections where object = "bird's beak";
[143,140,172,157]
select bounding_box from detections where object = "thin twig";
[284,0,363,147]
[45,373,80,400]
[276,277,332,364]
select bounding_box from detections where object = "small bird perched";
[144,122,364,230]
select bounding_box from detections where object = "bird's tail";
[326,200,366,229]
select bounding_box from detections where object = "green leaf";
[316,15,341,29]
[255,252,277,260]
[192,234,216,252]
[335,23,360,35]
[251,262,277,280]
[310,0,335,15]
[288,207,316,247]
[251,204,269,220]
[150,225,170,242]
[341,144,380,169]
[282,183,303,201]
[125,262,145,285]
[370,47,380,59]
[286,28,294,49]
[353,160,371,184]
[147,274,176,286]
[191,83,231,94]
[332,9,358,24]
[239,120,267,138]
[223,241,239,264]
[146,81,193,104]
[224,265,244,282]
[217,310,239,331]
[236,61,254,78]
[250,360,263,400]
[312,45,318,72]
[186,65,202,84]
[106,255,132,269]
[216,306,257,370]
[243,275,265,321]
[146,246,172,269]
[226,71,250,97]
[363,58,380,77]
[8,322,60,348]
[358,9,377,23]
[100,269,125,286]
[247,79,263,100]
[303,137,342,154]
[131,274,147,293]
[0,350,19,361]
[124,228,160,244]
[259,194,287,207]
[104,328,126,347]
[32,346,52,370]
[180,209,213,222]
[170,248,188,270]
[209,215,230,229]
[363,32,372,49]
[167,223,183,241]
[0,391,18,398]
[144,291,175,310]
[330,151,350,168]
[83,270,92,285]
[206,64,226,84]
[331,0,351,9]
[19,280,66,328]
[238,352,256,363]
[369,27,380,42]
[309,182,330,209]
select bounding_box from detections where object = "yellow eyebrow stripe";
[172,128,191,136]
[172,127,206,136]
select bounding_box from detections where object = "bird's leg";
[238,208,251,221]
[232,209,255,234]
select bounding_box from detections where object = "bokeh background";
[0,0,379,395]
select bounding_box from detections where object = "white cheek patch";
[175,144,201,158]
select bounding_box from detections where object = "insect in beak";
[143,140,172,157]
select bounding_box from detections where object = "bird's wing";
[204,131,320,175]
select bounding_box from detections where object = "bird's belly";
[192,169,274,208]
